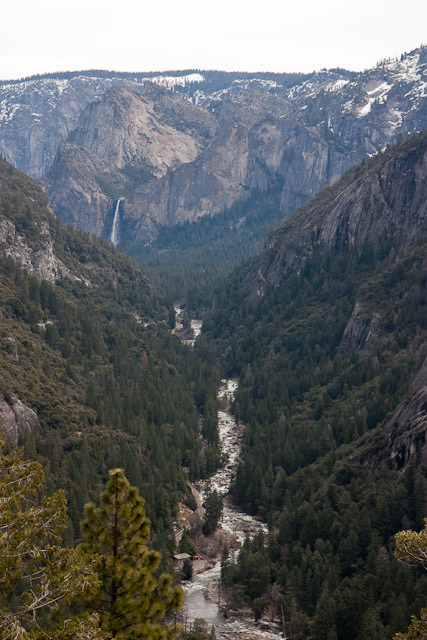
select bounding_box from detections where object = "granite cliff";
[0,396,40,444]
[1,47,425,248]
[385,356,427,470]
[201,129,427,478]
[247,129,427,296]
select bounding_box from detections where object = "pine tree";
[394,609,427,640]
[395,518,427,569]
[0,438,102,640]
[81,468,182,639]
[202,487,223,536]
[394,519,427,639]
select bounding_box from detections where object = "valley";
[184,379,281,639]
[174,309,278,636]
[171,309,286,636]
[0,46,427,640]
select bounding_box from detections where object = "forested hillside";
[0,156,219,557]
[198,131,427,637]
[127,187,284,310]
[2,66,427,636]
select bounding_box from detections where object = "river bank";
[172,306,283,638]
[182,379,283,640]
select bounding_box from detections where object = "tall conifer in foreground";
[394,520,427,639]
[0,439,102,640]
[81,468,182,639]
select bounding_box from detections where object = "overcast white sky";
[2,0,426,80]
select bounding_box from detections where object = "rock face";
[246,130,427,297]
[337,302,380,355]
[45,141,117,237]
[286,48,427,153]
[69,85,209,176]
[0,396,40,444]
[46,84,219,240]
[124,115,355,238]
[42,85,365,243]
[0,216,78,283]
[1,46,426,245]
[385,357,427,470]
[0,76,123,180]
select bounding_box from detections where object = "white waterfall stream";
[110,198,123,246]
[173,307,283,638]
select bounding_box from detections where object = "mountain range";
[1,46,426,251]
[1,47,427,638]
[197,128,427,637]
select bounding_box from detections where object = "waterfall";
[110,198,123,247]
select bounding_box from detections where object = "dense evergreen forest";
[200,241,427,637]
[197,134,427,638]
[125,188,284,312]
[1,117,427,639]
[0,156,220,561]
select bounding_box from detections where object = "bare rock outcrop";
[45,141,116,237]
[0,216,78,283]
[47,86,358,242]
[45,85,220,239]
[337,302,380,355]
[69,85,206,177]
[246,130,427,298]
[0,396,40,444]
[385,356,427,470]
[0,76,123,180]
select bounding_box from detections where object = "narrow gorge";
[173,309,283,638]
[183,379,283,639]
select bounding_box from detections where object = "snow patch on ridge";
[231,78,280,90]
[0,78,72,123]
[328,78,350,91]
[0,102,21,123]
[388,108,403,129]
[148,73,205,89]
[384,50,422,83]
[358,82,392,117]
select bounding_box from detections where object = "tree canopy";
[395,518,427,570]
[394,520,427,639]
[0,439,102,640]
[81,468,182,639]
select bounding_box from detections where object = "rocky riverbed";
[183,379,283,640]
[172,306,283,638]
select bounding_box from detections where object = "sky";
[2,0,426,80]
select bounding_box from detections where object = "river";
[184,380,283,638]
[174,306,283,638]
